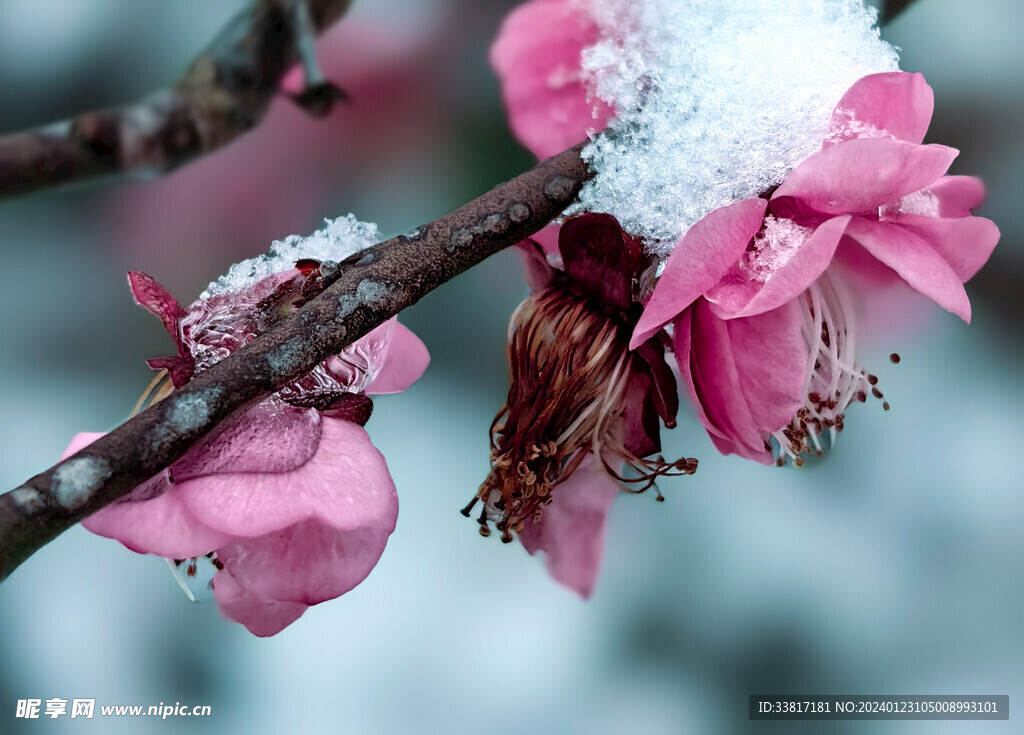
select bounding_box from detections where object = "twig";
[0,0,352,199]
[878,0,921,26]
[0,143,592,580]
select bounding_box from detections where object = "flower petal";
[216,517,390,608]
[365,320,430,395]
[127,271,182,339]
[673,302,769,462]
[706,215,850,319]
[631,198,767,348]
[559,213,644,311]
[180,417,397,538]
[62,432,233,558]
[844,218,972,322]
[83,482,233,559]
[830,72,934,145]
[490,0,613,158]
[930,175,986,217]
[171,398,321,481]
[772,139,958,215]
[212,569,308,637]
[886,214,1000,282]
[518,456,618,598]
[726,302,806,435]
[516,239,556,291]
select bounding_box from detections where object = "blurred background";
[0,0,1020,732]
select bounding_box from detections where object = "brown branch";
[878,0,921,25]
[0,0,352,199]
[0,143,592,580]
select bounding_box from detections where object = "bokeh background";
[1,0,1021,732]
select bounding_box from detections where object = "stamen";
[772,271,891,464]
[469,286,694,539]
[131,369,173,417]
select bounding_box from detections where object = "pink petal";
[830,72,934,145]
[127,271,182,339]
[631,198,767,349]
[490,0,613,158]
[706,216,850,320]
[216,516,390,607]
[516,239,556,291]
[930,176,986,217]
[674,302,769,462]
[844,218,972,322]
[886,214,1000,282]
[726,302,806,436]
[63,432,233,558]
[180,417,397,538]
[171,398,321,481]
[674,300,805,464]
[518,456,618,598]
[530,222,562,257]
[212,569,308,637]
[833,234,905,288]
[365,320,430,395]
[83,481,233,559]
[773,139,958,215]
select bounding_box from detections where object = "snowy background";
[1,0,1021,733]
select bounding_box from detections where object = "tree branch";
[0,0,352,199]
[0,143,592,580]
[878,0,920,26]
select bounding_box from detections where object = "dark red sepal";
[558,213,647,312]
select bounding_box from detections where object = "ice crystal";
[201,215,381,298]
[577,0,899,253]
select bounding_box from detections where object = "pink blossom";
[67,262,428,636]
[632,73,999,463]
[466,214,695,597]
[490,0,613,158]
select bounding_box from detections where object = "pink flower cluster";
[490,0,998,591]
[66,262,428,636]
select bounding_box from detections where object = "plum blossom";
[490,0,613,159]
[66,259,428,636]
[465,214,695,596]
[632,72,999,463]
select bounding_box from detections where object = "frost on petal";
[63,432,234,558]
[491,0,613,159]
[706,216,851,320]
[773,139,958,215]
[518,457,618,598]
[828,72,934,145]
[364,320,430,395]
[179,417,397,539]
[631,198,766,348]
[170,397,322,481]
[212,568,308,638]
[887,214,1000,283]
[844,218,972,322]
